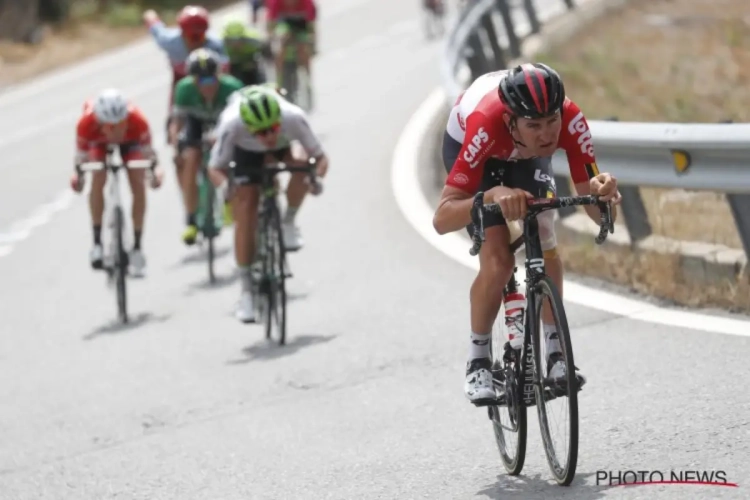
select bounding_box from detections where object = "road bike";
[77,147,157,323]
[251,158,319,345]
[194,128,226,283]
[469,192,613,486]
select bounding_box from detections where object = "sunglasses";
[252,124,280,136]
[197,76,218,86]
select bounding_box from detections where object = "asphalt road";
[0,0,748,499]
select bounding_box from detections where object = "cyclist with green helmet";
[170,48,244,245]
[221,18,273,87]
[209,85,328,323]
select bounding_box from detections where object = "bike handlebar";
[261,157,323,194]
[77,158,157,172]
[468,193,614,256]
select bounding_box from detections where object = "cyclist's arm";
[284,110,327,175]
[170,79,193,144]
[208,115,241,169]
[145,18,177,51]
[561,103,618,223]
[433,114,495,234]
[266,0,279,36]
[74,114,93,165]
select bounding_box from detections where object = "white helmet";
[93,88,128,124]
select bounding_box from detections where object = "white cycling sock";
[544,323,561,357]
[284,205,300,224]
[469,331,491,360]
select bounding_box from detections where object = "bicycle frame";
[470,193,613,409]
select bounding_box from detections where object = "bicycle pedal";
[472,395,505,408]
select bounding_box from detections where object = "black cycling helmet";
[498,63,565,119]
[187,48,220,78]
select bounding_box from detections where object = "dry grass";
[537,0,750,250]
[0,0,238,88]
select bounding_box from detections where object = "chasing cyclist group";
[69,2,622,403]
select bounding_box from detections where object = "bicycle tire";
[114,206,128,323]
[263,200,287,345]
[490,335,527,475]
[205,175,216,284]
[531,275,578,486]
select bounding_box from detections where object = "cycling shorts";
[177,115,210,154]
[442,131,558,250]
[230,64,267,86]
[232,146,292,186]
[275,18,312,43]
[87,143,146,164]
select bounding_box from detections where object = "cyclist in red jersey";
[71,89,163,277]
[433,63,622,404]
[266,0,317,87]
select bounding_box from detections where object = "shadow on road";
[476,472,606,499]
[227,334,337,365]
[175,245,232,267]
[83,312,172,341]
[184,271,240,295]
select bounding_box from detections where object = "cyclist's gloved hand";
[69,172,85,193]
[490,186,532,222]
[150,166,164,189]
[589,173,621,205]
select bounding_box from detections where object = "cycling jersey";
[146,18,228,85]
[225,30,268,71]
[76,101,152,155]
[445,70,600,194]
[172,74,245,123]
[267,0,317,23]
[208,93,322,168]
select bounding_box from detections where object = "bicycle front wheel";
[531,276,578,486]
[259,199,287,345]
[113,206,128,323]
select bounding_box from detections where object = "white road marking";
[391,87,750,337]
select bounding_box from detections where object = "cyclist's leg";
[87,144,108,269]
[274,147,305,250]
[180,116,204,244]
[274,22,293,87]
[295,26,312,76]
[121,143,148,275]
[465,159,517,403]
[232,147,264,321]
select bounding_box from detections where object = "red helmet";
[177,6,209,35]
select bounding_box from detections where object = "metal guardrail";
[441,0,750,262]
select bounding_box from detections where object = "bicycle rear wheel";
[263,200,287,345]
[532,276,578,486]
[113,206,128,323]
[205,178,216,284]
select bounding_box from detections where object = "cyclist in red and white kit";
[433,63,622,404]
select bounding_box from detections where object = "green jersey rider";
[169,48,244,245]
[221,18,273,87]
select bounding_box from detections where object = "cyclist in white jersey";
[208,85,328,322]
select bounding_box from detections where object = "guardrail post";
[495,0,522,58]
[480,11,507,69]
[603,117,652,243]
[523,0,542,34]
[726,195,750,265]
[465,32,490,80]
